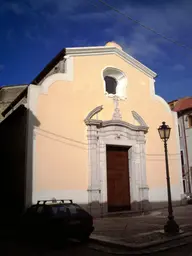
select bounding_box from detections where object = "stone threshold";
[101,210,151,218]
[104,204,189,218]
[94,204,188,219]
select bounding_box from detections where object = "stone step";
[101,210,151,218]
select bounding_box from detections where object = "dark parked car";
[19,199,94,244]
[185,193,192,204]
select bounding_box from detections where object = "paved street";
[2,205,192,256]
[153,242,192,256]
[90,242,192,256]
[92,205,192,244]
[1,237,192,256]
[0,238,104,256]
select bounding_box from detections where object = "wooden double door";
[106,145,131,212]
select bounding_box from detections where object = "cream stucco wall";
[29,52,183,206]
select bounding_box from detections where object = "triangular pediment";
[66,46,157,79]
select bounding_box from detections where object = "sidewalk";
[91,205,192,249]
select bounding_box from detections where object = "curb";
[90,231,192,251]
[89,241,188,255]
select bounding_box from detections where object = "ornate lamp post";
[158,121,180,234]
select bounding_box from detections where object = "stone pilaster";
[138,139,150,211]
[87,125,101,216]
[130,143,142,210]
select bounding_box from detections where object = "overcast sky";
[0,0,192,101]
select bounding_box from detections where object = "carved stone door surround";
[84,105,150,215]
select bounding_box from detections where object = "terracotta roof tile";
[173,97,192,112]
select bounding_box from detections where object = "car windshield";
[51,204,81,216]
[51,205,67,215]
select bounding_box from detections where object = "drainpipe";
[182,115,191,193]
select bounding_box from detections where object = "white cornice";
[65,46,157,78]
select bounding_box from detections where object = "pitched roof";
[173,97,192,112]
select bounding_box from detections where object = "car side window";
[52,206,58,215]
[43,206,51,214]
[59,206,67,213]
[67,204,79,215]
[27,206,37,214]
[36,206,44,213]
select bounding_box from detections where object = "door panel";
[107,146,130,212]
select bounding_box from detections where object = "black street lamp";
[158,121,180,234]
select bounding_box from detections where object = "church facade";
[21,42,184,216]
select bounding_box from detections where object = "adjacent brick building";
[0,85,27,120]
[168,97,192,194]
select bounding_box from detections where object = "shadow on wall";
[25,107,41,210]
[0,105,40,221]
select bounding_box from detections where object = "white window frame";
[102,67,127,100]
